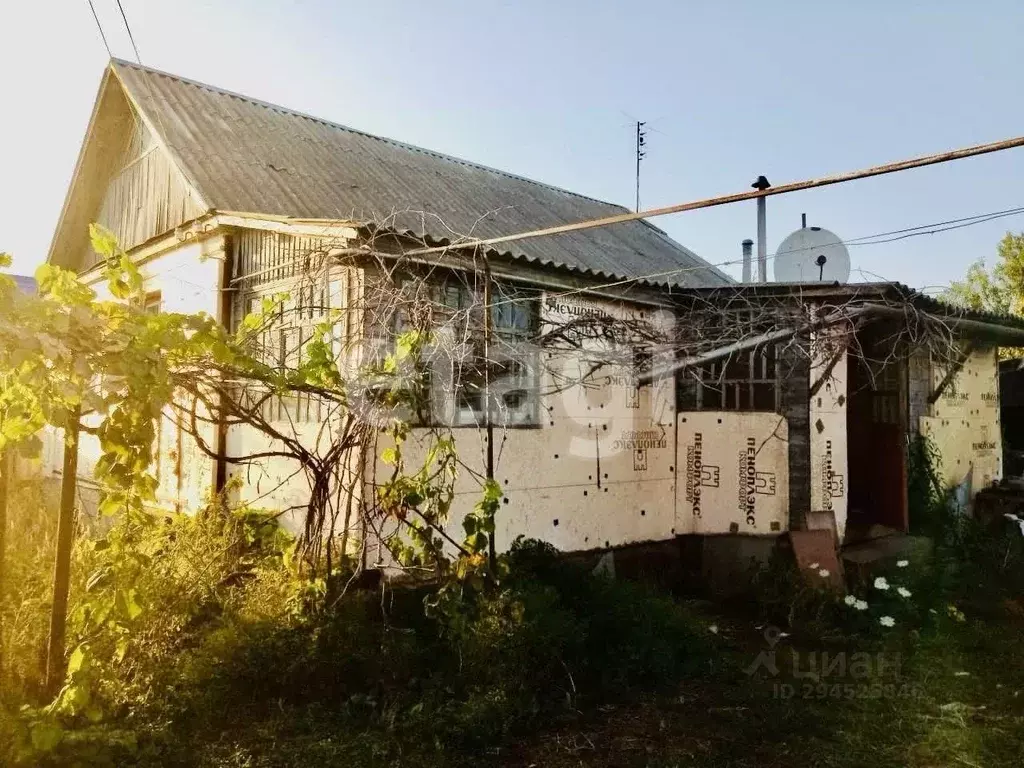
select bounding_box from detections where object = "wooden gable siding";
[84,114,204,268]
[48,70,206,272]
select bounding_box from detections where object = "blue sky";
[3,0,1024,289]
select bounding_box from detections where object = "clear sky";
[3,0,1024,289]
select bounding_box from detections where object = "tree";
[945,232,1024,316]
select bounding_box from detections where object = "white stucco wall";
[42,234,225,514]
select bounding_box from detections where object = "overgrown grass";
[5,438,1023,767]
[1,492,710,767]
[0,472,61,705]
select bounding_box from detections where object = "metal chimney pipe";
[756,199,767,282]
[751,175,771,283]
[741,239,753,283]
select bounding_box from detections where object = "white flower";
[855,600,869,611]
[874,577,890,591]
[844,594,858,606]
[708,624,718,634]
[818,568,830,578]
[809,562,820,570]
[897,560,909,568]
[879,615,896,627]
[897,587,912,598]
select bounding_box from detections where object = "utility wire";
[847,207,1024,246]
[516,204,1024,309]
[843,206,1024,245]
[230,202,1024,309]
[85,0,112,58]
[402,133,1024,258]
[115,0,142,63]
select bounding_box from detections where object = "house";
[44,59,1024,576]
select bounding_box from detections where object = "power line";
[115,0,142,63]
[85,0,112,58]
[522,203,1024,308]
[843,205,1024,244]
[230,201,1024,311]
[847,207,1024,246]
[403,133,1024,258]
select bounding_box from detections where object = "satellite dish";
[773,226,851,283]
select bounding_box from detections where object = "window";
[142,290,162,313]
[453,283,539,427]
[237,273,541,428]
[364,278,540,427]
[235,277,335,424]
[695,346,778,411]
[682,310,780,412]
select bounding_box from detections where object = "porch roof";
[669,280,1024,345]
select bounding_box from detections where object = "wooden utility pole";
[0,447,10,682]
[45,410,80,696]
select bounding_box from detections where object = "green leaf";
[115,635,130,663]
[99,496,124,517]
[125,588,144,620]
[61,682,91,714]
[482,478,502,503]
[67,643,88,675]
[89,223,119,260]
[381,446,398,465]
[29,720,63,752]
[469,531,488,553]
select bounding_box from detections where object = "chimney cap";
[751,175,771,190]
[741,238,754,246]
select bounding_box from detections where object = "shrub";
[3,519,710,767]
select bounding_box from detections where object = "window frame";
[450,280,541,429]
[234,274,335,425]
[689,308,781,413]
[365,275,542,428]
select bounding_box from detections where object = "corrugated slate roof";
[110,60,730,287]
[11,275,37,295]
[672,280,1024,331]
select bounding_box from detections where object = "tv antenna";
[635,121,647,212]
